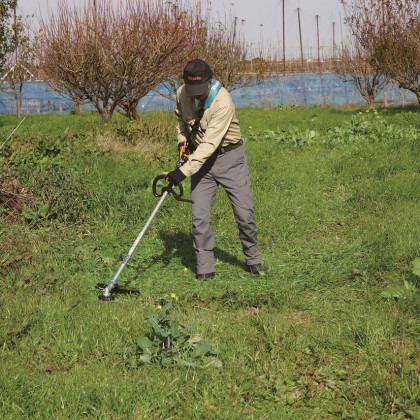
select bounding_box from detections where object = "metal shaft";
[101,191,168,298]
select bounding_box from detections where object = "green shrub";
[136,299,222,368]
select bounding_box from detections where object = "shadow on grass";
[140,231,246,274]
[95,283,141,295]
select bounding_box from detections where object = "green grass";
[1,105,419,419]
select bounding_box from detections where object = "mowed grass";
[0,105,419,419]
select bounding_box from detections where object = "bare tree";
[0,0,18,74]
[116,0,202,119]
[158,10,272,101]
[342,0,420,105]
[334,41,390,108]
[196,15,269,92]
[35,0,202,123]
[1,4,34,117]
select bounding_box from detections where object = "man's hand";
[164,168,186,185]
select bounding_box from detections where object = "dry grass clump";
[0,177,33,223]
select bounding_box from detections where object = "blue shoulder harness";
[203,79,222,110]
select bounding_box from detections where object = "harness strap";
[203,79,222,110]
[189,79,222,144]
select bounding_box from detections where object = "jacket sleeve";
[179,101,233,177]
[175,91,190,147]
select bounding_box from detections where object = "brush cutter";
[99,154,191,301]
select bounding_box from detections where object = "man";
[166,59,268,280]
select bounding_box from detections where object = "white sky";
[18,0,348,59]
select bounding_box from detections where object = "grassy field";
[0,105,419,419]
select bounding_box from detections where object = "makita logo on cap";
[188,76,202,81]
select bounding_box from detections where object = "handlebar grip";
[152,174,184,198]
[152,174,165,197]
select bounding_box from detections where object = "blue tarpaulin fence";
[0,73,416,115]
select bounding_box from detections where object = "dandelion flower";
[183,267,188,272]
[157,305,162,310]
[249,126,252,129]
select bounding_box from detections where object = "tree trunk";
[101,110,113,124]
[14,83,24,118]
[126,106,138,120]
[383,81,395,107]
[361,91,374,109]
[397,90,406,106]
[118,101,139,120]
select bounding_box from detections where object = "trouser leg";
[213,146,260,265]
[191,162,218,274]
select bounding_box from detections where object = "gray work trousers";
[191,144,260,274]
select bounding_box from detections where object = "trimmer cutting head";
[99,294,115,301]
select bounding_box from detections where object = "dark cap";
[183,59,213,96]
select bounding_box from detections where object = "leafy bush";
[246,110,419,146]
[248,126,317,145]
[136,299,222,368]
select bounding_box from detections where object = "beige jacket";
[175,84,242,177]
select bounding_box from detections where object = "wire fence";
[0,74,416,115]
